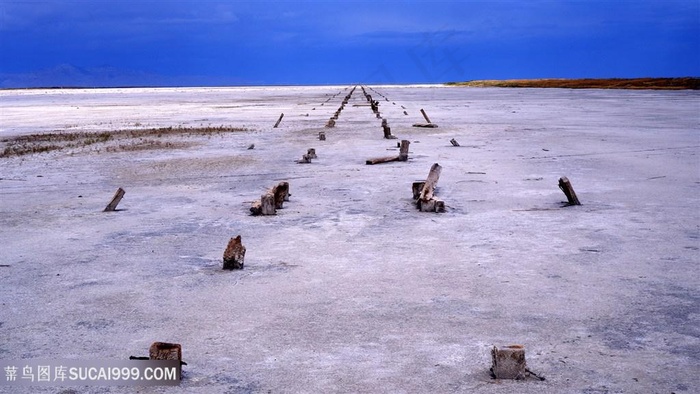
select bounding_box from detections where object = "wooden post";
[417,163,444,212]
[319,131,326,141]
[272,182,290,209]
[325,119,335,128]
[450,138,460,147]
[491,345,527,380]
[223,235,246,270]
[260,193,276,214]
[420,163,442,201]
[250,193,276,215]
[296,154,312,164]
[558,176,581,205]
[104,188,125,212]
[420,108,432,124]
[307,148,317,159]
[273,113,284,128]
[398,140,410,162]
[149,342,182,362]
[383,125,392,139]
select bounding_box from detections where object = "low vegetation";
[447,77,700,90]
[0,126,249,158]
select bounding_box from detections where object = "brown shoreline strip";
[447,77,700,90]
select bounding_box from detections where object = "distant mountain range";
[0,64,169,88]
[0,64,254,88]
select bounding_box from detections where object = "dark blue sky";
[1,0,698,87]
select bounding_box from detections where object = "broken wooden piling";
[273,113,284,128]
[223,235,246,270]
[450,138,460,147]
[318,131,326,141]
[413,108,438,128]
[491,345,527,380]
[415,163,445,212]
[149,342,182,362]
[104,187,125,212]
[366,140,410,165]
[250,182,290,215]
[558,176,581,205]
[420,108,432,124]
[398,140,410,161]
[381,118,396,139]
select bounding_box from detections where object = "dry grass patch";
[0,126,250,157]
[447,77,700,90]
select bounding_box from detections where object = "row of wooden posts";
[128,340,543,381]
[107,85,569,380]
[102,174,580,215]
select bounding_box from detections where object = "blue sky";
[1,0,698,87]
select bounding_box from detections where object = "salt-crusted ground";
[0,85,698,393]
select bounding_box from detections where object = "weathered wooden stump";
[325,119,335,128]
[273,113,284,128]
[318,131,326,141]
[222,235,246,269]
[104,187,125,212]
[272,181,290,209]
[296,154,312,164]
[149,342,182,362]
[381,119,396,139]
[558,176,581,205]
[403,111,408,115]
[491,345,527,380]
[250,193,276,215]
[398,140,410,162]
[307,148,317,159]
[416,163,444,212]
[450,138,460,147]
[247,144,255,150]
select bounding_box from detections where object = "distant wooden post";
[491,345,527,380]
[318,131,326,141]
[104,188,125,212]
[149,342,182,362]
[382,119,394,139]
[558,176,581,205]
[398,140,410,162]
[306,148,317,159]
[450,138,460,147]
[420,108,432,124]
[296,154,312,164]
[325,119,335,128]
[273,113,284,128]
